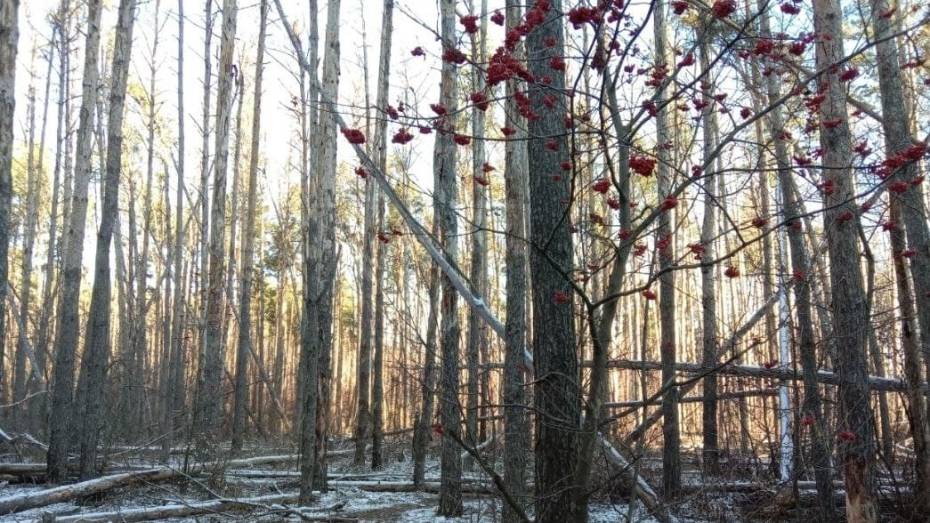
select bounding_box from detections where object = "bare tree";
[231,0,267,454]
[195,0,237,441]
[653,0,680,497]
[812,0,878,519]
[46,0,103,483]
[163,0,188,459]
[370,0,394,472]
[0,0,20,405]
[698,27,719,476]
[525,1,579,519]
[299,0,340,502]
[501,3,529,520]
[435,0,462,516]
[869,0,930,507]
[464,0,489,468]
[74,0,138,479]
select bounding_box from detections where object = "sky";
[9,0,481,227]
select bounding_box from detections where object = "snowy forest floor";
[0,434,916,521]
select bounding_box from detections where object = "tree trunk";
[698,32,719,476]
[869,0,930,507]
[464,0,488,472]
[525,1,580,520]
[73,0,137,479]
[33,3,70,434]
[231,0,267,455]
[812,0,878,519]
[501,3,528,520]
[435,1,462,516]
[759,5,834,513]
[0,0,19,408]
[14,53,38,424]
[196,0,215,427]
[653,0,680,498]
[299,0,339,502]
[412,237,440,486]
[46,0,102,483]
[369,0,393,472]
[195,0,237,441]
[163,0,188,459]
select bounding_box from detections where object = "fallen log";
[43,493,298,523]
[0,454,303,515]
[328,479,495,495]
[598,436,678,523]
[604,388,776,409]
[603,360,921,393]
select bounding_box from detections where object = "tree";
[698,26,719,476]
[231,0,267,454]
[0,0,19,406]
[74,0,138,479]
[435,0,462,515]
[370,0,394,472]
[525,1,580,520]
[869,0,930,508]
[163,0,188,459]
[653,0,680,497]
[758,4,834,515]
[464,0,489,466]
[501,3,529,520]
[299,0,340,501]
[812,0,878,519]
[195,0,237,441]
[47,0,103,483]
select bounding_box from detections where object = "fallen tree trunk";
[46,493,298,523]
[604,388,776,409]
[602,360,921,393]
[0,454,302,515]
[598,436,678,523]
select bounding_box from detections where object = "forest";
[0,0,928,521]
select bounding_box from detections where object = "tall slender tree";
[869,0,930,508]
[654,0,680,497]
[231,0,268,454]
[501,2,528,520]
[435,0,462,515]
[369,0,394,472]
[812,0,878,519]
[195,0,237,441]
[525,1,580,520]
[46,0,103,483]
[0,0,20,406]
[74,0,138,479]
[299,0,340,501]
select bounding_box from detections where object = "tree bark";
[759,5,834,513]
[32,2,70,433]
[163,0,188,459]
[195,0,237,442]
[73,0,138,479]
[501,2,528,521]
[299,0,340,502]
[525,1,580,520]
[812,0,878,518]
[464,0,489,471]
[435,0,462,516]
[698,31,719,476]
[46,0,102,483]
[231,0,267,455]
[0,0,19,409]
[369,0,394,472]
[869,0,930,507]
[653,0,680,497]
